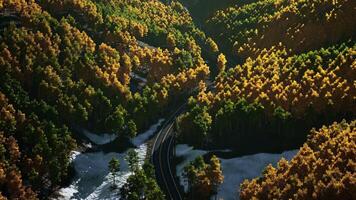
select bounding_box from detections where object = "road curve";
[151,104,186,200]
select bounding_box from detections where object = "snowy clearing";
[55,119,164,200]
[175,144,298,200]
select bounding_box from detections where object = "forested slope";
[206,0,356,59]
[240,120,356,200]
[0,0,214,198]
[176,0,355,198]
[178,42,355,148]
[177,0,355,150]
[1,0,355,199]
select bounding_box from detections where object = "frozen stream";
[55,119,164,200]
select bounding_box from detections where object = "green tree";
[191,105,212,145]
[144,177,165,200]
[126,149,139,172]
[183,155,223,199]
[142,161,155,178]
[183,156,206,196]
[125,120,137,139]
[109,157,120,187]
[105,105,127,134]
[120,167,165,200]
[120,162,164,200]
[120,169,146,200]
[183,163,197,192]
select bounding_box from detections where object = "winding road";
[150,80,214,200]
[151,104,186,200]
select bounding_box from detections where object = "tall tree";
[126,149,139,172]
[217,53,227,74]
[183,155,223,199]
[120,167,165,200]
[207,155,224,197]
[108,157,120,187]
[125,120,137,139]
[206,37,219,53]
[167,33,176,49]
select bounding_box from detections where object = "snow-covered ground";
[175,144,298,200]
[82,130,117,145]
[132,119,164,146]
[55,119,164,200]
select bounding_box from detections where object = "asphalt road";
[151,104,186,200]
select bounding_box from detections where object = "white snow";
[175,144,298,200]
[217,150,298,200]
[83,142,93,149]
[56,152,129,200]
[130,72,147,83]
[132,119,164,146]
[55,119,164,200]
[82,130,118,145]
[69,151,81,162]
[57,179,80,200]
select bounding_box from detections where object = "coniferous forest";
[0,0,355,200]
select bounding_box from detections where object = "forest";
[0,0,355,200]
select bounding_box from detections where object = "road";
[151,104,186,200]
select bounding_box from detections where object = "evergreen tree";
[108,157,120,187]
[126,149,139,172]
[207,155,224,197]
[120,162,165,200]
[217,53,227,74]
[126,120,137,139]
[183,155,223,199]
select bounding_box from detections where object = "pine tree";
[125,120,137,139]
[108,157,120,187]
[167,33,176,49]
[183,155,223,199]
[217,53,227,74]
[207,155,224,197]
[126,149,139,172]
[206,37,219,53]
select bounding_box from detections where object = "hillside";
[177,0,355,149]
[240,120,356,200]
[175,0,355,198]
[205,0,356,60]
[0,0,212,198]
[0,0,355,199]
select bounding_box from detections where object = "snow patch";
[83,142,92,148]
[82,130,117,145]
[175,144,298,200]
[132,119,164,146]
[217,150,298,200]
[69,151,81,162]
[56,119,163,200]
[57,179,80,200]
[130,72,147,83]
